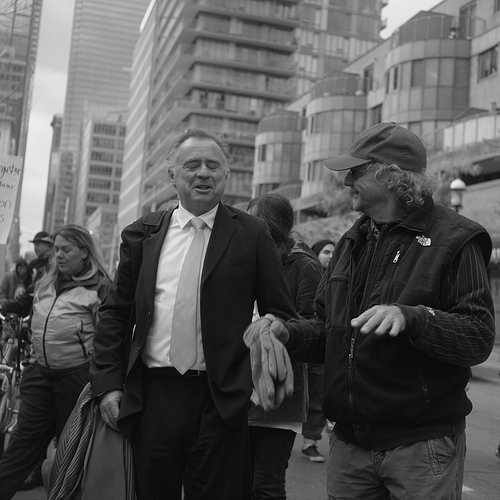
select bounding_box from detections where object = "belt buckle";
[185,369,203,377]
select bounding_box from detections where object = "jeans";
[327,432,466,500]
[249,426,296,500]
[302,363,326,442]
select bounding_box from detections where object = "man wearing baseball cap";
[245,122,495,498]
[28,231,55,286]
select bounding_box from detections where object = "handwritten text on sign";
[0,155,23,245]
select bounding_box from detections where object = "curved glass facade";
[253,110,304,197]
[301,74,366,197]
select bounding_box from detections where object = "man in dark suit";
[90,128,297,499]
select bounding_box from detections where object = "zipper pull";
[393,250,400,264]
[348,336,355,366]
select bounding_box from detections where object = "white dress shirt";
[142,202,217,369]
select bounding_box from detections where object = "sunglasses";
[348,163,373,179]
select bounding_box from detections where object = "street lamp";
[449,178,466,212]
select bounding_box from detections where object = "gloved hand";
[243,316,293,411]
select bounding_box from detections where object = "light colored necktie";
[170,217,206,373]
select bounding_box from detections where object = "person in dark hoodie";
[299,238,336,463]
[247,193,322,500]
[0,225,111,500]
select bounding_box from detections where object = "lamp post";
[449,178,466,212]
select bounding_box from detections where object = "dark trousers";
[0,362,89,500]
[302,363,326,442]
[249,426,296,500]
[132,369,252,500]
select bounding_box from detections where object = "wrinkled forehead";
[176,138,228,165]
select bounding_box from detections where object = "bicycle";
[0,312,30,449]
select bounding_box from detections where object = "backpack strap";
[142,210,169,238]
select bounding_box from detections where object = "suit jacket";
[90,205,297,439]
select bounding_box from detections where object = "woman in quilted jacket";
[0,225,111,500]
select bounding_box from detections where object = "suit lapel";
[142,210,173,310]
[202,205,237,282]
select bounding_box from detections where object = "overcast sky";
[18,0,442,255]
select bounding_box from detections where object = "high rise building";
[46,0,149,233]
[43,114,62,231]
[76,115,125,272]
[74,116,124,226]
[118,0,386,231]
[0,0,42,266]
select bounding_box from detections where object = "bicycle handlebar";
[0,312,30,323]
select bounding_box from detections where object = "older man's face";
[170,137,229,216]
[343,164,394,222]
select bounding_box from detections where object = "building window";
[91,151,114,162]
[393,66,399,90]
[87,192,110,203]
[363,64,374,94]
[495,0,500,12]
[370,105,382,126]
[459,1,476,39]
[94,124,117,135]
[90,165,113,176]
[92,137,115,148]
[411,60,424,87]
[309,115,315,134]
[257,144,267,161]
[88,179,111,190]
[478,46,498,79]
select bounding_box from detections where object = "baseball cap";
[30,231,54,245]
[323,122,427,173]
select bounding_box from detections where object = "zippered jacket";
[249,239,322,424]
[3,271,109,370]
[286,198,495,450]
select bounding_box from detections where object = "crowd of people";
[0,123,496,500]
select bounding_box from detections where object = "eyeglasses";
[348,163,373,179]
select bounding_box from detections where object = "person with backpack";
[90,128,297,499]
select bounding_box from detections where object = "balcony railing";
[311,74,364,99]
[420,110,500,174]
[191,18,297,49]
[439,111,500,152]
[390,14,486,48]
[173,43,296,73]
[192,0,299,23]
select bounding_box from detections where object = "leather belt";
[149,367,206,378]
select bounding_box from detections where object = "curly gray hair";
[370,162,436,208]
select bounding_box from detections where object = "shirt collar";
[175,202,219,230]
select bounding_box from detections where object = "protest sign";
[0,155,23,245]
